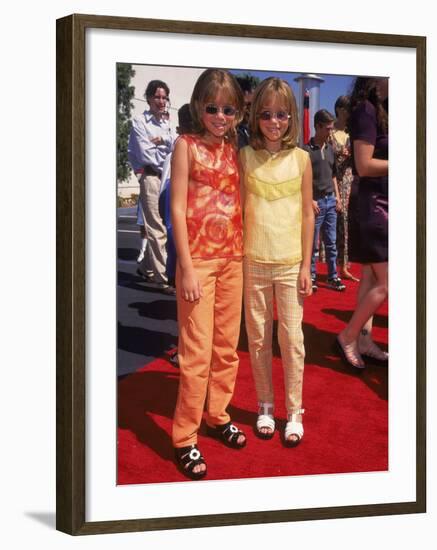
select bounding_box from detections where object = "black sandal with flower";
[206,421,247,449]
[174,444,207,480]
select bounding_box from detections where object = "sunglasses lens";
[223,106,236,116]
[205,104,236,116]
[205,104,219,115]
[259,111,289,121]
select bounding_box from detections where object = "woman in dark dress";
[336,77,389,369]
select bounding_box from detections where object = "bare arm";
[299,158,315,297]
[354,139,388,177]
[332,175,342,212]
[170,138,203,302]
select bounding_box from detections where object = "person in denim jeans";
[303,109,345,292]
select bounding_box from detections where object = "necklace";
[265,148,280,158]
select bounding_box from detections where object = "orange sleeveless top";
[180,134,243,259]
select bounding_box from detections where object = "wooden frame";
[56,13,426,535]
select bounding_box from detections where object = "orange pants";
[172,257,243,448]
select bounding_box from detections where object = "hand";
[151,136,163,146]
[181,267,203,302]
[312,200,320,215]
[298,266,312,297]
[335,197,342,212]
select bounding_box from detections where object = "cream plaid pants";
[243,258,305,414]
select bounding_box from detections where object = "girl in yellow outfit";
[171,69,246,480]
[240,77,314,446]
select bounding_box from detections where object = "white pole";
[294,74,325,145]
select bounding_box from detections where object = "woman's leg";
[340,262,388,344]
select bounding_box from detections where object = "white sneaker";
[136,248,146,263]
[136,251,143,263]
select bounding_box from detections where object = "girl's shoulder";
[239,143,253,155]
[176,133,196,145]
[289,146,309,174]
[290,146,310,163]
[174,133,205,157]
[288,146,308,157]
[238,144,255,164]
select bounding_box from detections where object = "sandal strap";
[256,414,275,431]
[358,338,389,360]
[287,408,305,419]
[221,422,243,444]
[258,402,274,416]
[285,420,304,440]
[207,421,246,448]
[285,410,304,440]
[176,445,205,469]
[257,402,275,431]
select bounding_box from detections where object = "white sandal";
[256,403,275,440]
[284,409,305,447]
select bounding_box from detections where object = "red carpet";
[117,263,388,484]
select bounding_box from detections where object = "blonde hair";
[249,77,299,150]
[190,68,244,143]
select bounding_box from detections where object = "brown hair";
[189,68,244,143]
[144,79,170,100]
[349,77,388,133]
[334,95,350,117]
[314,109,335,127]
[177,103,194,135]
[249,77,299,150]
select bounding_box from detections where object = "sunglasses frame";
[258,110,291,122]
[204,103,238,117]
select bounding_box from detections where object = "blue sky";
[230,68,355,116]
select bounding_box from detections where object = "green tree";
[117,63,136,183]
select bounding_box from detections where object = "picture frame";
[56,13,426,535]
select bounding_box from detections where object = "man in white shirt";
[128,79,174,293]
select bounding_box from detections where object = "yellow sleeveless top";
[240,145,309,264]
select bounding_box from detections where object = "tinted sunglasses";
[258,110,290,122]
[204,104,237,117]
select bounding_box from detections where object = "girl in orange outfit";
[240,77,314,447]
[171,68,246,480]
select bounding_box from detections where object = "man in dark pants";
[303,109,345,291]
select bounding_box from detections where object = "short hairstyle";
[249,77,299,151]
[314,109,335,127]
[144,80,170,100]
[334,95,350,117]
[189,68,244,143]
[177,103,194,135]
